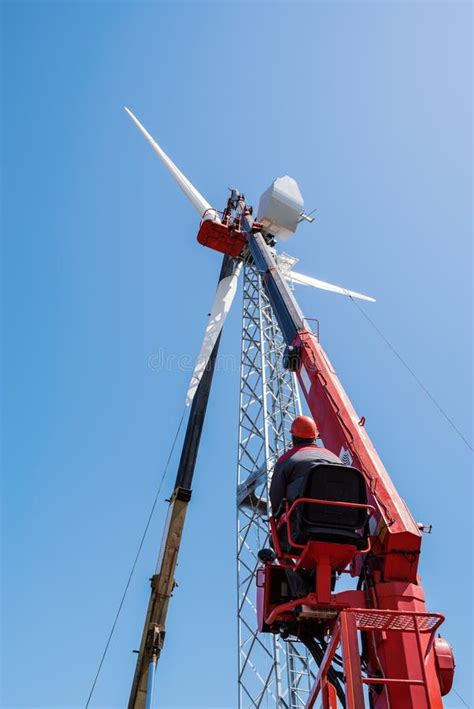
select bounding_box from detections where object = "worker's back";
[270,444,342,513]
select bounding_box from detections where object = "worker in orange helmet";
[268,415,342,598]
[269,415,341,515]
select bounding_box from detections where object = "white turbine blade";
[124,107,218,220]
[186,263,242,406]
[288,270,376,303]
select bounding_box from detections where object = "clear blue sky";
[2,2,472,708]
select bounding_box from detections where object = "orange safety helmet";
[290,415,318,439]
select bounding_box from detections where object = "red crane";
[204,193,455,708]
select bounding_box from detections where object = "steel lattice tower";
[236,263,315,708]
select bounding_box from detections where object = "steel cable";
[348,296,473,453]
[84,407,186,708]
[452,687,471,708]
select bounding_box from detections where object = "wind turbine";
[124,107,374,408]
[122,107,454,709]
[123,107,376,709]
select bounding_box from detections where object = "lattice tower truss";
[236,263,316,707]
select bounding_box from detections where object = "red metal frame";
[272,497,375,554]
[305,609,445,709]
[261,497,375,619]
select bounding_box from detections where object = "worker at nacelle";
[270,415,341,515]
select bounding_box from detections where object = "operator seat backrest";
[300,463,368,529]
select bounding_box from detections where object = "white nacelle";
[257,176,304,240]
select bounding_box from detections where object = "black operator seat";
[289,463,369,550]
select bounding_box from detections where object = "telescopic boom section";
[128,256,236,709]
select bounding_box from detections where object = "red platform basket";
[197,212,246,258]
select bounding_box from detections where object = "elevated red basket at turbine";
[197,212,246,258]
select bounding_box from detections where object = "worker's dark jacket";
[270,444,342,514]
